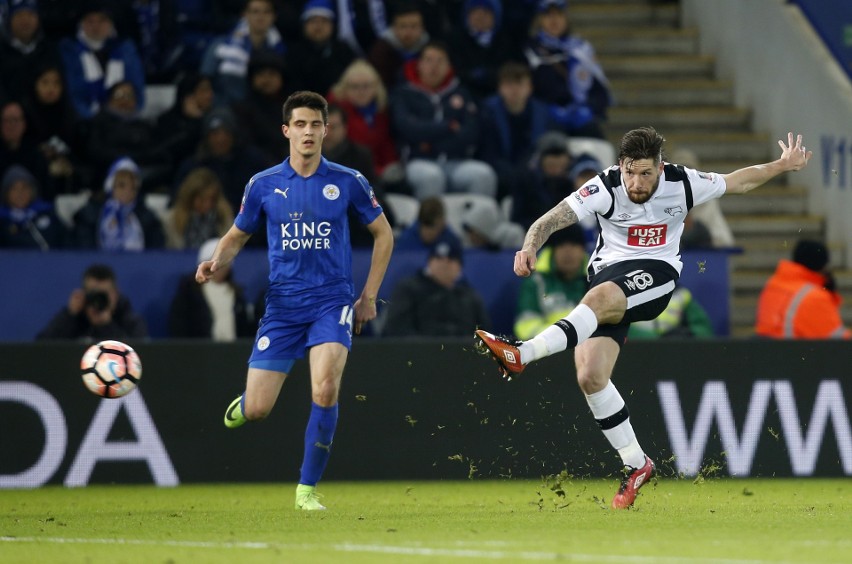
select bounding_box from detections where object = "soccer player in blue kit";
[196,91,393,510]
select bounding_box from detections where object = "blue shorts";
[248,300,354,373]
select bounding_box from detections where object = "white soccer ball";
[80,340,142,398]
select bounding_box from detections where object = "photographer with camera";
[36,264,148,341]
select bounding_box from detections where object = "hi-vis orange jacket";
[755,260,851,339]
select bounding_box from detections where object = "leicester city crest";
[323,184,340,200]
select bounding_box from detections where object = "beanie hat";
[792,240,829,272]
[9,0,38,16]
[429,238,464,263]
[203,107,238,134]
[103,157,140,193]
[301,0,335,21]
[1,165,39,200]
[546,223,585,249]
[537,0,567,13]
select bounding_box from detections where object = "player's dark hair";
[618,126,665,165]
[282,91,328,125]
[83,264,116,283]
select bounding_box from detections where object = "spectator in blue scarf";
[523,0,612,138]
[0,164,66,249]
[200,0,285,105]
[58,0,146,119]
[71,156,165,250]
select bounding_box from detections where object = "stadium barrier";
[0,248,733,341]
[1,339,850,488]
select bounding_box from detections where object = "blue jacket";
[479,94,553,167]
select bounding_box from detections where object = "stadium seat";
[568,137,616,168]
[54,191,91,228]
[500,196,513,222]
[140,84,177,120]
[383,193,420,229]
[441,193,501,237]
[145,193,170,224]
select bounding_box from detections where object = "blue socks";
[299,402,339,486]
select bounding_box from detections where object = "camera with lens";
[84,290,110,312]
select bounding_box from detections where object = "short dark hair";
[417,197,446,227]
[326,103,347,124]
[497,61,531,84]
[83,264,116,284]
[282,91,328,125]
[618,127,665,165]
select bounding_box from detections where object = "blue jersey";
[236,156,382,306]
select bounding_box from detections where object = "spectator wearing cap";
[514,223,588,340]
[232,50,290,163]
[755,240,851,339]
[200,0,285,105]
[154,73,216,182]
[448,0,523,102]
[394,196,463,252]
[58,0,146,119]
[460,195,525,251]
[478,60,558,201]
[0,0,61,102]
[0,164,67,249]
[168,237,255,341]
[172,107,273,216]
[71,156,165,250]
[523,0,612,138]
[383,238,491,337]
[285,0,356,97]
[390,40,498,200]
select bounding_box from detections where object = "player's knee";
[243,402,272,421]
[576,369,608,395]
[311,382,339,406]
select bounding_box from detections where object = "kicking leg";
[224,367,287,428]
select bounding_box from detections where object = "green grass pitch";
[1,479,849,563]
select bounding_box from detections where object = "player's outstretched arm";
[354,212,393,334]
[723,132,812,195]
[195,224,251,284]
[515,200,580,277]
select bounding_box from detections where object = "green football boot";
[295,484,326,511]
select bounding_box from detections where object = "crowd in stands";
[1,0,744,340]
[1,0,623,251]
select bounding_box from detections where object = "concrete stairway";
[570,0,850,336]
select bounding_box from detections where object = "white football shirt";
[565,163,727,275]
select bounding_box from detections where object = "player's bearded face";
[621,158,662,204]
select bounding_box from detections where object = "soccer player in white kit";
[477,127,811,509]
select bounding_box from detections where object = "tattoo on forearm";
[524,203,579,252]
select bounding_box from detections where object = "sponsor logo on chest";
[627,225,667,247]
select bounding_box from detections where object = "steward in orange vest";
[755,240,851,339]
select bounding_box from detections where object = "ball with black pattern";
[80,340,142,398]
